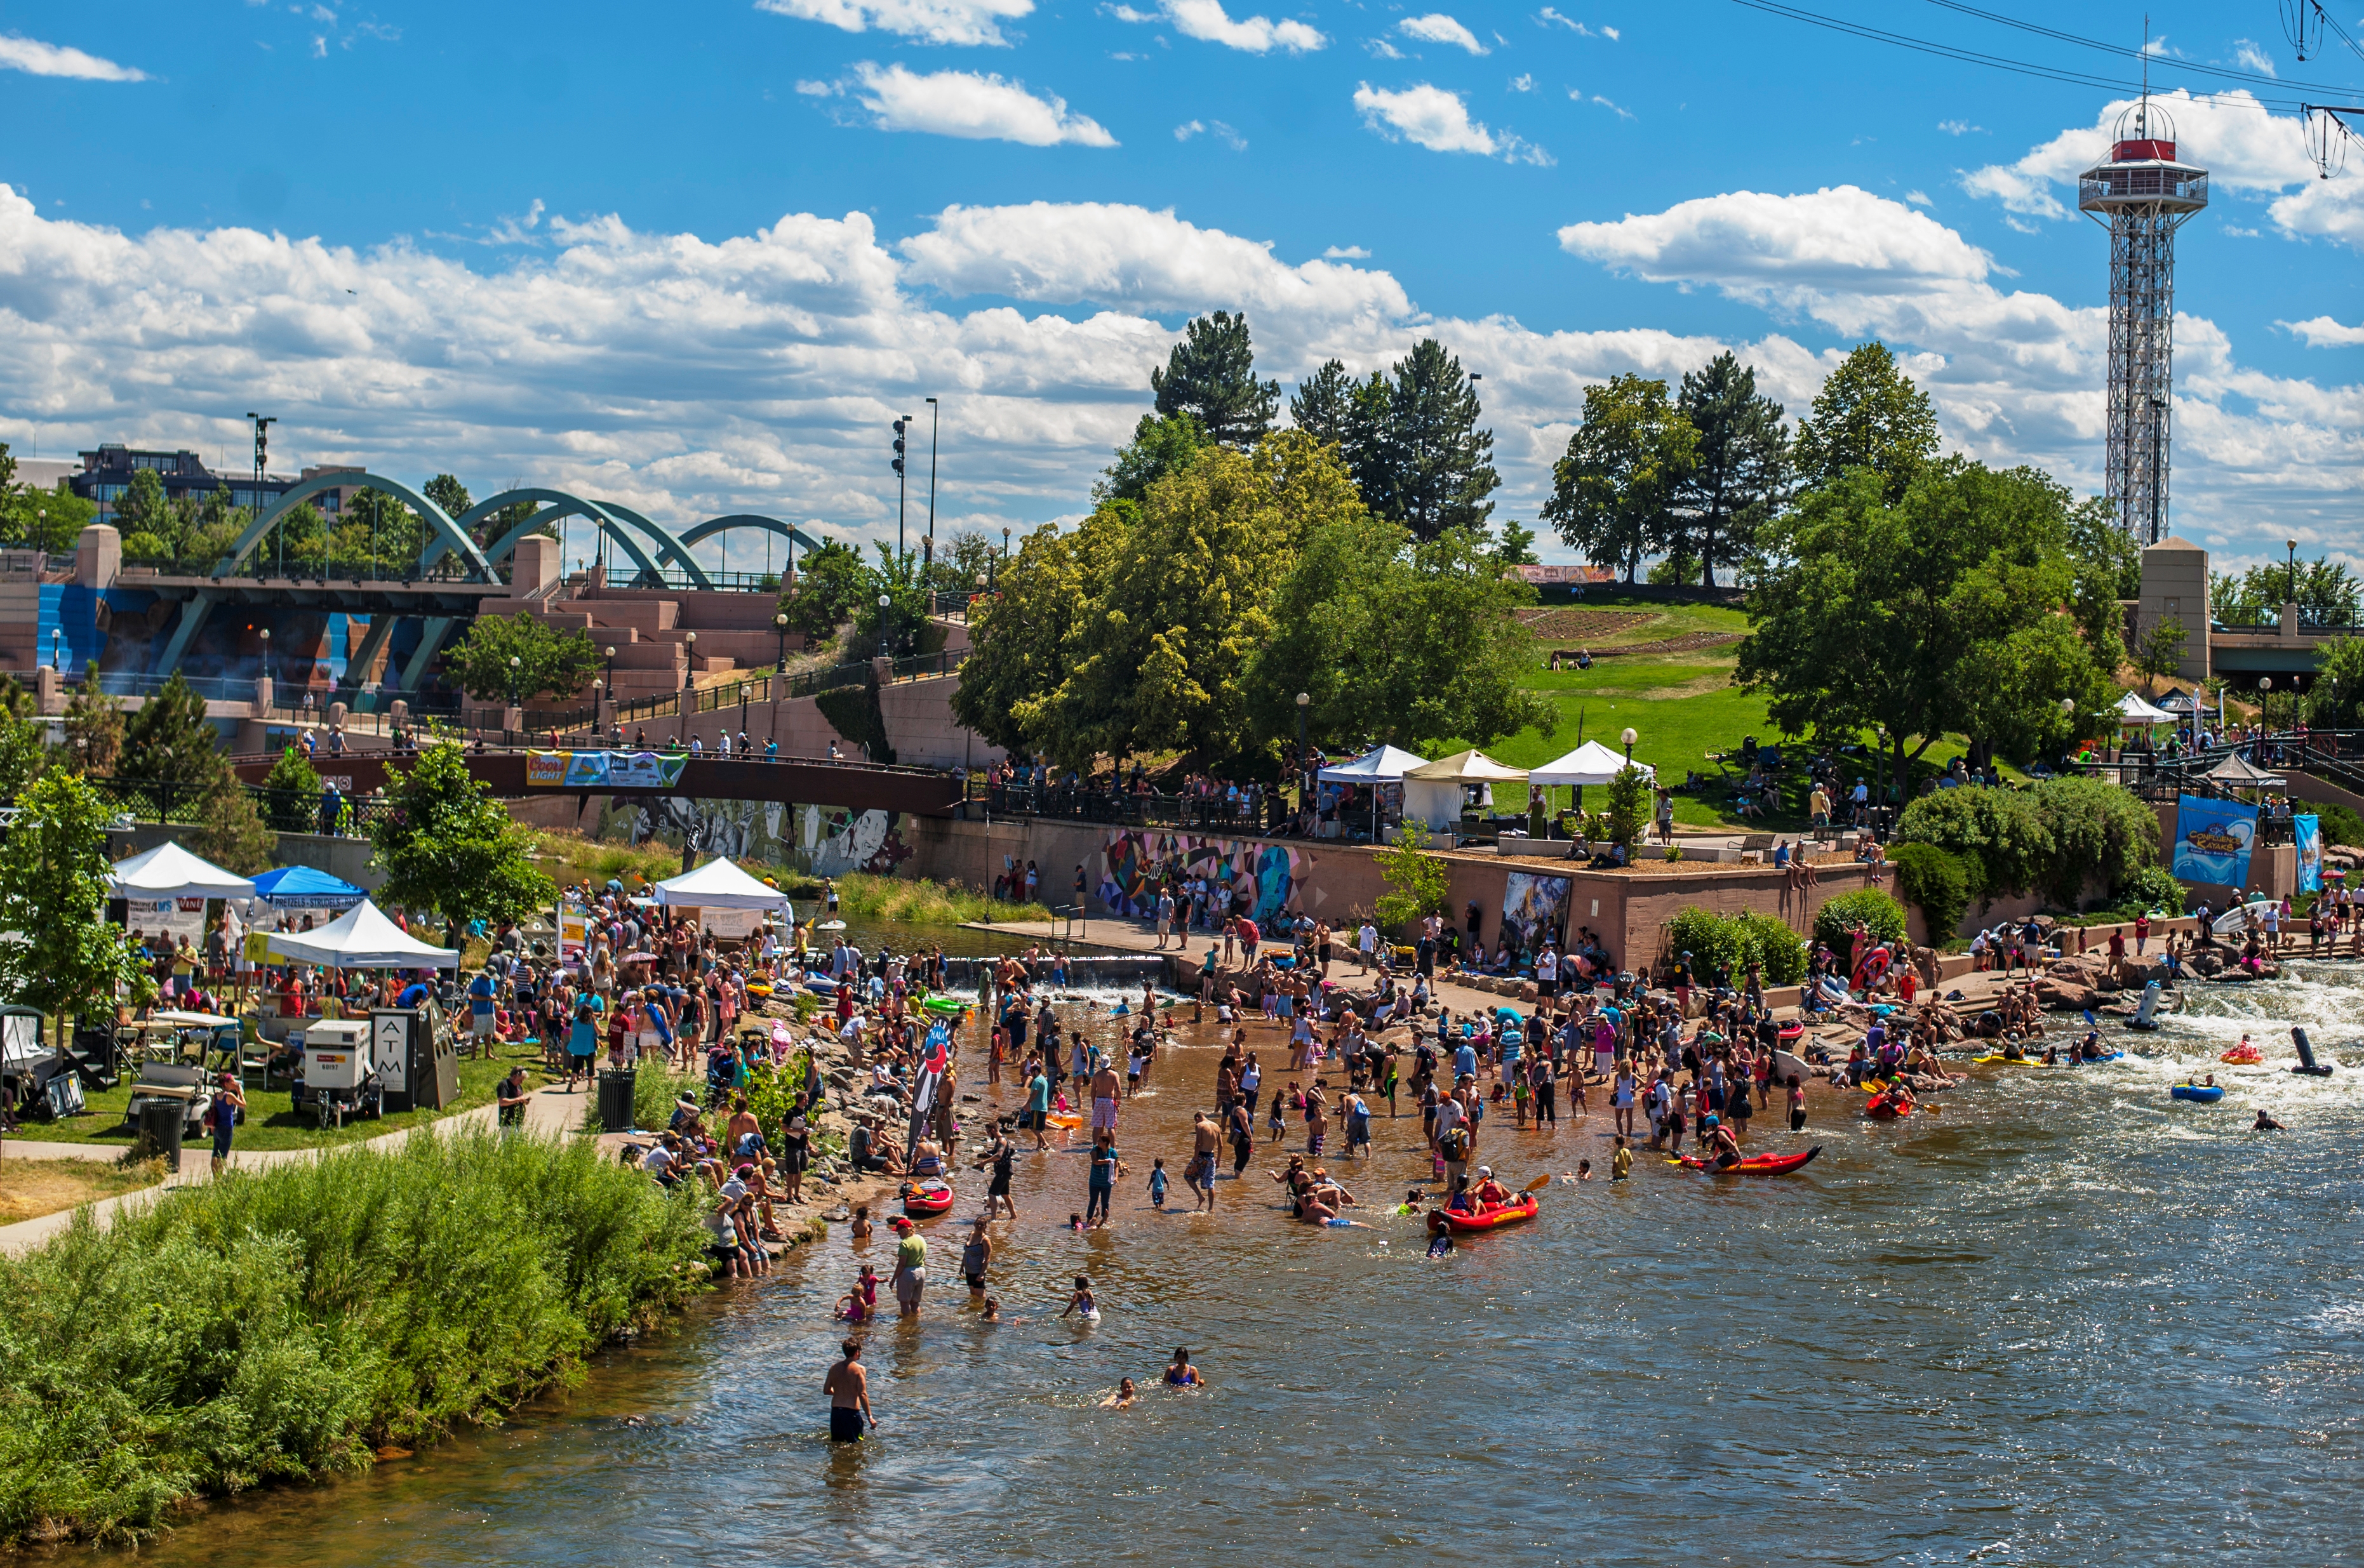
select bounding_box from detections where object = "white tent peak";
[1403,748,1529,784]
[2114,690,2175,724]
[264,900,458,970]
[654,858,796,914]
[106,841,255,901]
[1317,745,1430,783]
[1530,740,1657,787]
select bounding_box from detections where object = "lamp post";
[591,678,603,741]
[923,396,940,573]
[1874,724,1887,823]
[1295,691,1311,816]
[603,644,617,698]
[258,627,271,703]
[49,628,61,674]
[1000,526,1011,587]
[246,413,276,576]
[683,631,697,695]
[878,592,893,661]
[773,612,789,672]
[1620,726,1637,764]
[2288,538,2300,612]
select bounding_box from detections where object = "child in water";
[1425,1210,1455,1258]
[1101,1377,1137,1409]
[1062,1275,1099,1320]
[1148,1157,1169,1210]
[1069,1212,1086,1233]
[1575,1159,1593,1181]
[849,1205,872,1243]
[1611,1136,1633,1182]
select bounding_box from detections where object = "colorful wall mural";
[596,795,913,879]
[1099,830,1313,929]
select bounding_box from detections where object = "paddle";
[1520,1173,1553,1193]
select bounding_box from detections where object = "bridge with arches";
[126,472,836,695]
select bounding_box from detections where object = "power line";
[1725,0,2307,112]
[1927,0,2362,98]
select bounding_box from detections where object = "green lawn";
[6,1044,551,1153]
[1449,626,1997,829]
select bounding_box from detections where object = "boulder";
[2033,976,2099,1012]
[2187,950,2226,978]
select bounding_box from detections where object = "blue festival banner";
[563,750,611,788]
[2173,794,2257,887]
[2296,813,2323,894]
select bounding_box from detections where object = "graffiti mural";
[1100,830,1312,929]
[596,797,914,879]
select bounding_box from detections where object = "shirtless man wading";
[824,1339,875,1442]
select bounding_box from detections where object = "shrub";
[0,1130,706,1548]
[1894,787,2050,905]
[1664,907,1808,988]
[2110,864,2187,916]
[2314,801,2364,850]
[1890,840,1970,941]
[2027,775,2161,908]
[1813,889,1909,953]
[1603,764,1650,850]
[258,745,323,833]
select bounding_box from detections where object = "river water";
[126,962,2364,1567]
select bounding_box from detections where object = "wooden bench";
[1737,832,1776,864]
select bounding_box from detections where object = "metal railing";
[115,554,498,585]
[964,775,1281,832]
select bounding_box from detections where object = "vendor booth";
[653,858,796,938]
[1315,745,1429,841]
[264,901,461,1118]
[251,865,368,910]
[1401,750,1530,837]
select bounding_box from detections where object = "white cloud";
[2233,38,2277,77]
[1365,39,1405,59]
[1560,185,1993,302]
[1174,118,1203,139]
[1509,72,1533,91]
[1588,93,1633,121]
[1174,117,1247,148]
[0,32,149,80]
[1323,244,1370,258]
[1114,0,1325,53]
[1399,14,1486,54]
[1355,82,1548,163]
[1601,25,1618,39]
[754,0,1034,48]
[795,78,836,95]
[1534,7,1596,35]
[1905,189,1932,207]
[1937,119,1984,135]
[1960,89,2364,246]
[2284,316,2364,347]
[848,62,1116,145]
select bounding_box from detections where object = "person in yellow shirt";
[1611,1134,1633,1182]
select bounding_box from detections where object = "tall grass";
[830,871,1043,926]
[0,1130,705,1548]
[532,828,682,894]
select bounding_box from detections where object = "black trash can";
[137,1100,184,1172]
[598,1068,638,1134]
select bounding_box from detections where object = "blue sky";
[0,0,2358,573]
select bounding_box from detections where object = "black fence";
[964,775,1283,832]
[88,776,395,839]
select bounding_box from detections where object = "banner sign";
[558,904,589,960]
[524,750,688,790]
[2297,813,2323,894]
[2173,794,2257,888]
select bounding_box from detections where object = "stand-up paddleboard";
[2292,1027,2336,1077]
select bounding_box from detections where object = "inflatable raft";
[901,1180,955,1217]
[2170,1084,2225,1104]
[1677,1146,1821,1176]
[1431,1194,1539,1233]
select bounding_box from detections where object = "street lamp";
[603,644,617,696]
[258,627,271,697]
[1620,726,1638,764]
[773,612,790,672]
[246,413,276,575]
[49,628,60,674]
[877,592,893,661]
[1874,724,1887,817]
[507,653,522,708]
[1295,691,1311,815]
[923,396,940,573]
[2288,538,2300,610]
[1000,526,1011,587]
[682,630,697,693]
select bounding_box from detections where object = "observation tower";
[2079,96,2208,544]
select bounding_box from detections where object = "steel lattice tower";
[2079,98,2208,544]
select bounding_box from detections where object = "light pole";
[1295,691,1311,816]
[2288,538,2300,612]
[774,612,790,672]
[1874,724,1887,821]
[892,414,912,561]
[1620,726,1637,765]
[507,654,522,739]
[258,627,271,701]
[924,396,940,575]
[603,644,617,697]
[1000,526,1011,587]
[682,631,697,694]
[246,413,276,576]
[49,628,60,674]
[878,592,893,661]
[591,678,603,740]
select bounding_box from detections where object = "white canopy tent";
[106,842,255,902]
[1401,749,1530,833]
[2204,753,2286,790]
[653,858,798,920]
[264,900,460,970]
[1316,745,1430,783]
[1530,740,1658,787]
[2115,691,2176,725]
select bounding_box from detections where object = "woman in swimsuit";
[1061,1275,1099,1320]
[1165,1348,1205,1388]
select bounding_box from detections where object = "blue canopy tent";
[251,866,368,910]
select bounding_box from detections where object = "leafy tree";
[1095,411,1211,506]
[0,698,43,803]
[2067,495,2142,600]
[2111,865,2186,916]
[1673,352,1787,586]
[2132,616,2187,691]
[1893,785,2052,906]
[1603,763,1650,851]
[1666,907,1808,987]
[1151,310,1278,448]
[1366,339,1497,540]
[2306,635,2364,729]
[184,773,276,874]
[424,474,473,520]
[1889,842,1970,942]
[778,540,868,644]
[951,519,1099,755]
[334,488,427,576]
[2211,555,2360,625]
[8,484,93,555]
[1790,341,1939,503]
[0,675,32,722]
[1737,458,2123,785]
[115,469,170,538]
[2028,776,2161,909]
[60,667,123,776]
[1493,519,1540,566]
[851,543,935,660]
[0,771,149,1030]
[262,500,330,570]
[1245,516,1553,754]
[923,528,999,595]
[444,613,599,703]
[365,741,554,946]
[259,745,326,832]
[1541,374,1698,582]
[1645,552,1700,587]
[121,673,224,788]
[1373,820,1452,933]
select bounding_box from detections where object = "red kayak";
[901,1181,955,1216]
[1431,1193,1538,1233]
[1863,1094,1913,1120]
[1679,1146,1821,1176]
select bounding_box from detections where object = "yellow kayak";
[1972,1054,2051,1067]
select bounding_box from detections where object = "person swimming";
[1062,1275,1099,1320]
[1101,1377,1137,1409]
[1164,1348,1205,1387]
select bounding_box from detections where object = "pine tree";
[1674,352,1788,586]
[121,673,223,788]
[60,667,124,774]
[1369,340,1499,540]
[1791,342,1938,502]
[1288,360,1360,452]
[1150,312,1279,448]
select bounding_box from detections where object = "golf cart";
[291,1018,382,1129]
[0,1007,85,1124]
[117,1013,240,1138]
